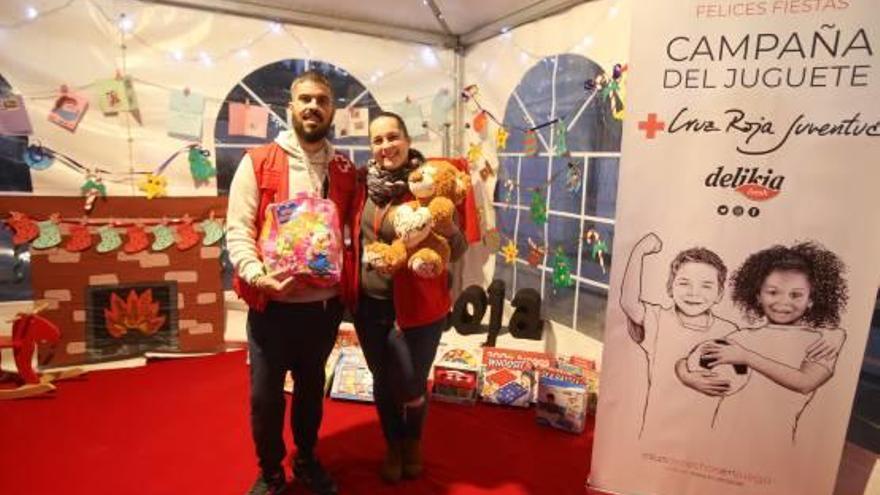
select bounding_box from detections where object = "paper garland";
[32,219,62,249]
[151,225,175,251]
[64,223,93,252]
[96,226,123,253]
[123,225,150,254]
[200,218,224,246]
[175,217,200,250]
[5,212,39,245]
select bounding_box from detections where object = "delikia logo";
[704,166,784,201]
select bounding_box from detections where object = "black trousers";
[247,298,343,475]
[354,294,444,442]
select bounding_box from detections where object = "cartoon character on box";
[258,195,342,288]
[364,158,469,278]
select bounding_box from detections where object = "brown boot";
[401,438,423,479]
[380,441,403,484]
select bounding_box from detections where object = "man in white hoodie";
[226,71,357,495]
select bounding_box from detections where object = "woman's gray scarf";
[365,150,424,207]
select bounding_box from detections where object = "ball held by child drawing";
[686,339,751,396]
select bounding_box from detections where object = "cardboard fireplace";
[0,196,228,367]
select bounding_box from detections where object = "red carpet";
[0,350,593,494]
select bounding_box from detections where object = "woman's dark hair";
[731,241,848,327]
[370,111,410,140]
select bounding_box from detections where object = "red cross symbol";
[638,113,665,139]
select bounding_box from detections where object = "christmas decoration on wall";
[523,129,538,157]
[584,228,608,274]
[526,238,545,267]
[138,173,168,199]
[96,225,123,253]
[167,88,205,140]
[200,214,224,246]
[228,100,268,138]
[151,224,175,251]
[175,216,200,250]
[566,161,582,194]
[501,240,519,264]
[495,127,509,151]
[123,224,150,254]
[0,94,33,136]
[48,85,89,132]
[551,247,574,289]
[529,191,547,226]
[188,146,216,185]
[94,75,140,123]
[64,221,93,252]
[554,125,568,157]
[467,142,482,164]
[472,110,488,136]
[479,161,495,182]
[6,212,39,245]
[32,215,62,249]
[81,174,106,213]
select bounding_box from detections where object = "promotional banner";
[590,2,879,495]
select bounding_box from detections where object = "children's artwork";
[0,94,33,136]
[227,101,269,138]
[566,161,582,193]
[472,110,488,136]
[430,88,454,130]
[168,89,205,140]
[529,191,547,225]
[334,107,369,138]
[188,146,216,185]
[48,86,88,132]
[81,175,106,213]
[523,129,538,156]
[64,223,93,252]
[551,248,574,289]
[501,240,518,264]
[536,368,589,433]
[495,127,509,151]
[94,77,138,116]
[329,348,374,402]
[392,99,426,138]
[200,217,224,246]
[151,224,175,251]
[554,125,568,156]
[258,195,343,288]
[583,228,608,274]
[96,225,123,253]
[467,142,482,164]
[32,216,62,249]
[123,225,150,254]
[138,173,167,199]
[175,217,200,251]
[526,238,545,267]
[5,212,39,245]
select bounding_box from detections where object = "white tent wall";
[0,0,455,196]
[441,0,631,364]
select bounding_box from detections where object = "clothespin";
[183,86,191,96]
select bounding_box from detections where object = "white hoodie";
[225,130,338,303]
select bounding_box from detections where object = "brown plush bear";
[364,158,469,278]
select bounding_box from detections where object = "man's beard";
[292,111,332,143]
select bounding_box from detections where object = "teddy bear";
[364,158,469,278]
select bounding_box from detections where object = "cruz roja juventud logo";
[705,166,784,201]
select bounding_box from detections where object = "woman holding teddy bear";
[349,111,468,484]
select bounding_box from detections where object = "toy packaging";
[479,347,555,407]
[329,347,374,402]
[258,194,342,288]
[431,347,480,405]
[535,367,588,433]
